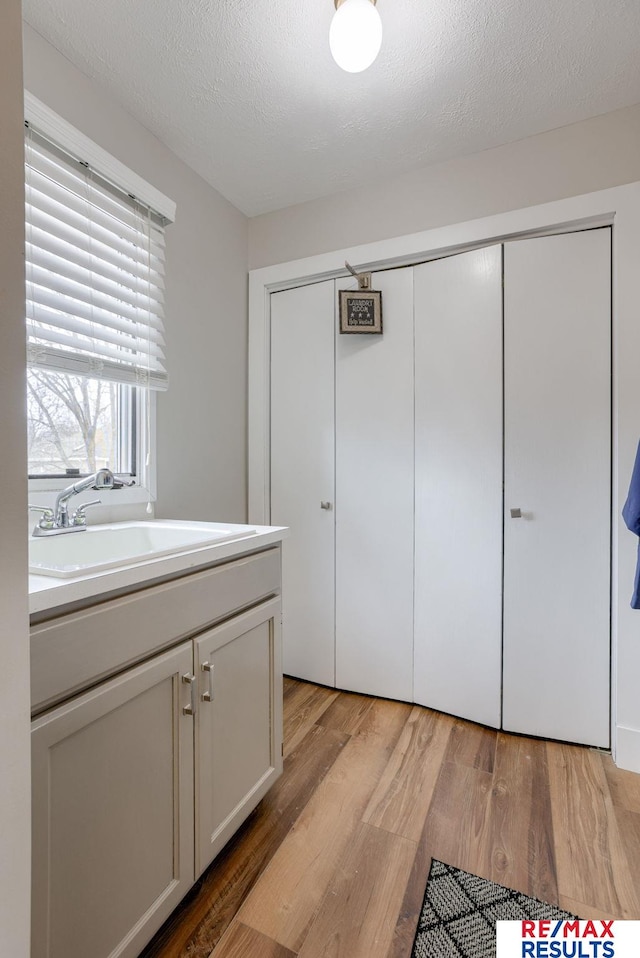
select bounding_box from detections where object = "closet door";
[270,281,336,686]
[503,229,611,747]
[414,246,503,727]
[335,268,414,700]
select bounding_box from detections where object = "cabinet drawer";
[31,547,281,714]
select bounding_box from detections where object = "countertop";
[29,520,288,617]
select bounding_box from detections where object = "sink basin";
[29,521,256,578]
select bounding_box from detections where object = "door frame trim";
[249,182,640,772]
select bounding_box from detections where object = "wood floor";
[141,678,640,958]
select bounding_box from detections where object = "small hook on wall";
[345,260,372,290]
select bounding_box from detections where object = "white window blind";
[25,125,170,390]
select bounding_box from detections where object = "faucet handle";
[91,470,135,491]
[29,504,55,530]
[72,499,102,526]
[112,475,136,489]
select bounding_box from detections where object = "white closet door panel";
[335,268,414,700]
[503,229,611,747]
[414,246,503,728]
[271,281,335,686]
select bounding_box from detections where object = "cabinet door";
[195,597,283,876]
[503,228,611,747]
[414,246,503,727]
[271,281,336,686]
[335,267,415,700]
[31,642,195,958]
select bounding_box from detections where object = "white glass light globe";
[329,0,382,73]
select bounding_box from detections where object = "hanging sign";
[339,262,383,334]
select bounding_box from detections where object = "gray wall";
[248,102,640,268]
[0,2,31,953]
[23,24,250,523]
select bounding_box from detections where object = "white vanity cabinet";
[30,544,283,958]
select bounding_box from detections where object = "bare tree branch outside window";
[27,370,130,476]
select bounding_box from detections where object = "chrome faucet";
[30,469,134,537]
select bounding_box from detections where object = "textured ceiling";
[22,0,640,216]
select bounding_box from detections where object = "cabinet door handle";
[182,672,196,715]
[201,661,214,702]
[320,501,333,510]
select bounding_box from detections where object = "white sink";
[29,521,256,578]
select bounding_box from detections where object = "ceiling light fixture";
[329,0,382,74]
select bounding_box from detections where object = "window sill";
[28,483,154,512]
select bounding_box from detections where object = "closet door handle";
[510,508,522,518]
[320,501,333,510]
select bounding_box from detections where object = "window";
[24,95,175,497]
[27,371,136,477]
